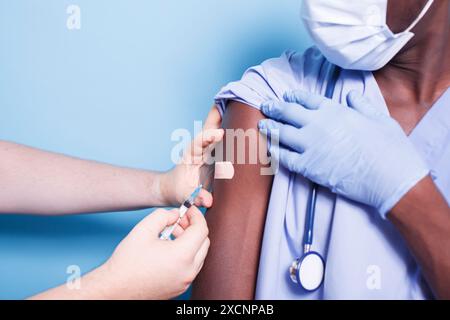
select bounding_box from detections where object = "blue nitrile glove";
[258,90,429,218]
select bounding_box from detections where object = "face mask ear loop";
[404,0,434,33]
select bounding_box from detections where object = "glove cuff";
[378,168,430,219]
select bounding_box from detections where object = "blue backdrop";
[0,0,312,299]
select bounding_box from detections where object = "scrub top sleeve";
[214,67,276,116]
[214,50,303,116]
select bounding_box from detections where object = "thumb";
[138,209,180,237]
[347,90,381,118]
[183,129,224,165]
[177,206,209,251]
[202,128,225,149]
[203,106,222,131]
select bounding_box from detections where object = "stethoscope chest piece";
[290,250,325,292]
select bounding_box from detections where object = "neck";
[376,2,450,105]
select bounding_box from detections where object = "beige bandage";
[214,161,235,180]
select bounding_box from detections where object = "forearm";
[389,176,450,299]
[0,141,166,215]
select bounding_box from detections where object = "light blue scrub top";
[215,47,450,300]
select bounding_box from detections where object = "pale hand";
[162,107,224,207]
[104,207,210,299]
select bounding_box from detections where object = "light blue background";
[0,0,312,299]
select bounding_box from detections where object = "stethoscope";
[289,65,341,292]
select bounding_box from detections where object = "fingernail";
[261,101,273,113]
[265,119,276,130]
[258,120,266,129]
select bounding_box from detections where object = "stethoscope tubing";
[302,65,341,252]
[304,184,318,248]
[291,64,341,291]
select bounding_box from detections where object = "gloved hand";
[258,90,429,218]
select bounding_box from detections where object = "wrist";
[158,170,176,206]
[388,175,431,219]
[143,171,172,207]
[378,168,430,218]
[100,258,154,300]
[81,262,118,299]
[30,262,117,300]
[91,259,141,300]
[91,260,130,300]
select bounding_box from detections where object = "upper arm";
[191,50,318,299]
[191,101,274,299]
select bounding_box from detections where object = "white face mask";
[301,0,434,71]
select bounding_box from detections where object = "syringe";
[159,184,203,240]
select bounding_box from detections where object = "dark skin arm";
[389,177,450,299]
[378,0,450,299]
[191,102,273,299]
